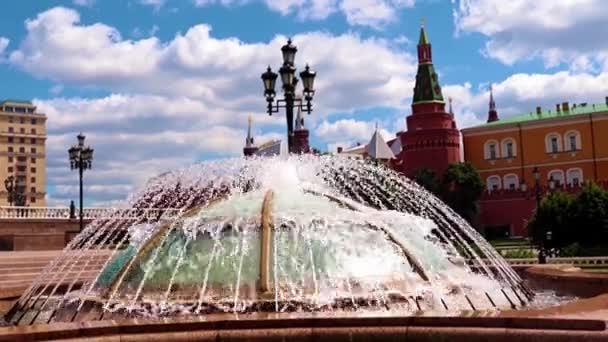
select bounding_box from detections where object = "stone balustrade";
[0,206,183,220]
[505,256,608,268]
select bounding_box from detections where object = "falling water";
[9,155,540,324]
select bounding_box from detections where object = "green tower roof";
[418,24,429,45]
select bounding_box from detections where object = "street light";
[532,166,546,264]
[4,175,25,207]
[68,133,94,232]
[262,39,317,153]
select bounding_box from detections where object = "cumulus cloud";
[453,0,608,71]
[193,0,413,28]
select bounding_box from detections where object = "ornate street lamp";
[262,39,317,153]
[532,166,546,264]
[68,133,94,232]
[4,175,25,207]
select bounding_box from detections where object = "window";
[8,147,13,152]
[484,140,499,160]
[19,117,24,123]
[564,130,581,152]
[19,147,25,153]
[8,157,12,163]
[548,170,565,187]
[31,157,36,163]
[17,166,26,172]
[545,133,562,153]
[30,187,36,193]
[31,128,36,134]
[31,147,36,153]
[30,177,35,183]
[8,127,13,133]
[503,174,519,190]
[487,176,502,191]
[566,168,583,186]
[19,138,24,144]
[30,197,36,203]
[7,167,13,172]
[501,138,517,158]
[569,135,576,151]
[7,137,13,143]
[19,128,24,133]
[8,116,13,123]
[31,118,37,125]
[17,156,26,162]
[551,137,558,153]
[30,138,36,144]
[30,167,36,173]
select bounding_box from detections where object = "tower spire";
[243,115,259,156]
[246,115,254,147]
[448,97,454,115]
[487,84,499,123]
[295,97,305,131]
[412,21,444,105]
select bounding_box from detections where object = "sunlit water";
[11,155,562,323]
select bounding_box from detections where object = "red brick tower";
[400,22,461,178]
[243,116,259,157]
[292,101,310,154]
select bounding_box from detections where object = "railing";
[503,257,608,268]
[0,206,183,220]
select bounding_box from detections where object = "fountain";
[5,154,539,327]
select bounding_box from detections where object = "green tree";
[571,182,608,246]
[440,162,485,223]
[527,191,575,252]
[414,168,440,194]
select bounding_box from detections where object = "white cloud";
[73,0,95,6]
[453,0,608,71]
[139,0,167,10]
[0,37,9,55]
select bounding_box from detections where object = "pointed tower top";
[489,84,496,111]
[487,84,499,123]
[448,97,454,115]
[245,115,255,148]
[419,18,429,45]
[295,97,306,131]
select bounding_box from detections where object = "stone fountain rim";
[0,313,606,342]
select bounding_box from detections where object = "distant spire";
[245,115,254,147]
[448,97,454,115]
[487,84,499,123]
[295,96,305,130]
[375,121,379,131]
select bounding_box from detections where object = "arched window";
[486,175,502,191]
[503,174,519,190]
[484,140,499,160]
[501,138,517,158]
[566,168,583,186]
[545,133,562,153]
[548,169,565,187]
[564,130,581,152]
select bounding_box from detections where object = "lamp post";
[4,175,25,207]
[261,39,317,153]
[68,133,94,232]
[532,166,546,264]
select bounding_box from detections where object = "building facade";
[398,24,461,178]
[0,100,47,206]
[462,99,608,237]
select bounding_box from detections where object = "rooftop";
[468,102,608,130]
[0,99,34,106]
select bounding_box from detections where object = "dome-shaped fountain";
[7,155,533,325]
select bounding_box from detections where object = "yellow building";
[461,98,608,236]
[0,100,47,206]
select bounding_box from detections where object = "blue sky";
[1,0,607,205]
